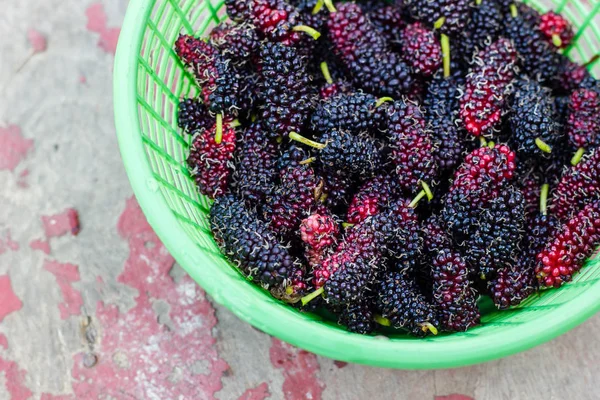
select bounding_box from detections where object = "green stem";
[475,0,482,4]
[552,34,562,48]
[342,222,355,229]
[420,181,434,202]
[535,138,552,154]
[420,322,439,336]
[488,140,496,149]
[510,3,518,17]
[320,61,333,84]
[540,184,549,216]
[571,148,586,166]
[293,25,321,40]
[324,0,336,12]
[375,97,394,108]
[301,287,324,306]
[300,157,317,165]
[289,132,326,150]
[374,315,391,327]
[479,136,488,147]
[441,34,451,78]
[230,119,241,128]
[215,113,223,144]
[312,0,324,14]
[409,190,427,209]
[434,16,446,29]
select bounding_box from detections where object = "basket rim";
[114,0,600,369]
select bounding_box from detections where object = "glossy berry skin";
[187,123,236,199]
[442,145,517,239]
[259,43,317,138]
[488,260,536,310]
[367,5,406,44]
[465,185,525,279]
[328,3,413,98]
[503,11,560,82]
[403,0,471,37]
[458,1,502,64]
[388,129,438,194]
[566,89,600,150]
[324,256,376,306]
[536,200,600,288]
[300,214,339,267]
[347,175,400,224]
[209,22,260,67]
[177,98,212,134]
[553,149,600,221]
[322,173,356,210]
[175,35,242,116]
[539,11,574,49]
[400,23,442,77]
[422,214,452,256]
[318,130,383,181]
[425,76,467,171]
[311,92,385,135]
[553,55,594,94]
[339,298,375,334]
[376,271,440,337]
[210,195,300,288]
[432,249,480,332]
[508,78,562,156]
[232,123,279,205]
[460,39,518,137]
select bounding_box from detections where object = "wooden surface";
[0,0,599,399]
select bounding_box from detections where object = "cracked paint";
[0,275,23,322]
[0,230,19,254]
[269,338,324,400]
[238,382,270,400]
[70,197,228,399]
[29,239,51,255]
[43,260,83,320]
[85,3,121,55]
[0,125,33,172]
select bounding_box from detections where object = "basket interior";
[134,0,600,342]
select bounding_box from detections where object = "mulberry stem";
[293,25,322,40]
[320,61,333,84]
[312,0,324,14]
[420,322,439,335]
[375,97,394,108]
[324,0,337,13]
[374,315,391,326]
[479,136,488,147]
[300,157,317,165]
[301,287,324,305]
[475,0,482,4]
[535,138,552,154]
[510,4,518,17]
[420,181,434,201]
[409,190,428,208]
[434,17,446,29]
[230,119,241,128]
[571,147,585,166]
[441,34,451,78]
[289,132,327,150]
[342,222,354,229]
[552,34,562,48]
[215,113,224,144]
[540,183,549,216]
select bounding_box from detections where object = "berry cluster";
[175,0,600,337]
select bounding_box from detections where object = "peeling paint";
[43,260,83,320]
[27,29,47,54]
[16,169,29,188]
[333,361,348,369]
[85,3,121,55]
[0,230,19,254]
[42,209,80,237]
[0,334,8,350]
[238,382,270,400]
[435,395,475,400]
[0,275,23,322]
[29,239,51,255]
[269,338,324,400]
[0,125,33,172]
[70,197,228,399]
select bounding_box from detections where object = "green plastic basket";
[114,0,600,369]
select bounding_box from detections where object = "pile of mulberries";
[175,0,600,337]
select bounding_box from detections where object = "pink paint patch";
[43,260,83,320]
[0,125,33,172]
[79,75,87,84]
[30,239,51,255]
[0,334,8,350]
[435,395,475,400]
[40,394,75,400]
[27,29,47,53]
[0,231,19,254]
[42,208,80,238]
[0,276,22,322]
[269,339,324,400]
[238,382,270,400]
[0,356,33,400]
[70,197,229,399]
[85,3,121,55]
[16,169,29,188]
[333,361,348,369]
